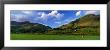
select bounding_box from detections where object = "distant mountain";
[11,21,30,26]
[11,21,52,33]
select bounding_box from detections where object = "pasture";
[11,34,100,40]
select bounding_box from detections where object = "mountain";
[11,21,30,26]
[11,14,100,35]
[11,21,52,33]
[59,14,100,29]
[50,14,100,35]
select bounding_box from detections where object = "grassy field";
[11,34,100,40]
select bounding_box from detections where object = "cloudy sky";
[10,10,100,28]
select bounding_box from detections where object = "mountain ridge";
[11,14,100,35]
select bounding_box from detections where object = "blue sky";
[10,10,100,28]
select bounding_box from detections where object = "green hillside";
[56,14,100,35]
[11,14,100,40]
[11,14,100,35]
[60,14,100,29]
[11,21,52,33]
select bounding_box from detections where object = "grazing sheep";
[74,30,77,32]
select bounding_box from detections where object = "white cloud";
[76,11,81,16]
[11,10,36,22]
[37,12,44,15]
[37,10,64,20]
[48,10,58,16]
[11,10,64,22]
[11,14,29,22]
[55,13,64,19]
[22,10,33,15]
[40,12,49,20]
[55,22,61,24]
[85,10,100,15]
[48,10,64,19]
[11,14,17,21]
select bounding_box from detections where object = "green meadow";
[11,34,100,40]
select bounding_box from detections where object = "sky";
[10,10,100,28]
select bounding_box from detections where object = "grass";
[11,34,100,40]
